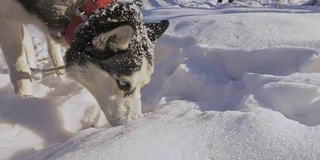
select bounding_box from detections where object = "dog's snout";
[107,114,133,126]
[106,103,141,126]
[108,118,123,126]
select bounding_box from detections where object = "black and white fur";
[0,0,169,126]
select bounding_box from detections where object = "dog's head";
[65,1,168,126]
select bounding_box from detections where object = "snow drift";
[1,0,320,160]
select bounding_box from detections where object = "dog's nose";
[108,119,121,126]
[107,116,128,126]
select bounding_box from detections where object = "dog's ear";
[144,20,169,43]
[92,24,135,52]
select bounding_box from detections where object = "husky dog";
[0,0,169,126]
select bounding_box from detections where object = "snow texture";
[1,0,320,160]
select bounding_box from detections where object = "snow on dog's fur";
[0,0,169,126]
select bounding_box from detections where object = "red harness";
[65,0,114,44]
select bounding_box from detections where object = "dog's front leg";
[23,26,37,70]
[0,20,33,96]
[46,36,65,76]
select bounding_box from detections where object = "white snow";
[1,0,320,160]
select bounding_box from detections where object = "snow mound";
[0,75,108,160]
[1,1,320,160]
[147,10,320,50]
[23,100,320,160]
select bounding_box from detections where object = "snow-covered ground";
[1,0,320,160]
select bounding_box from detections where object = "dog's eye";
[116,79,131,91]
